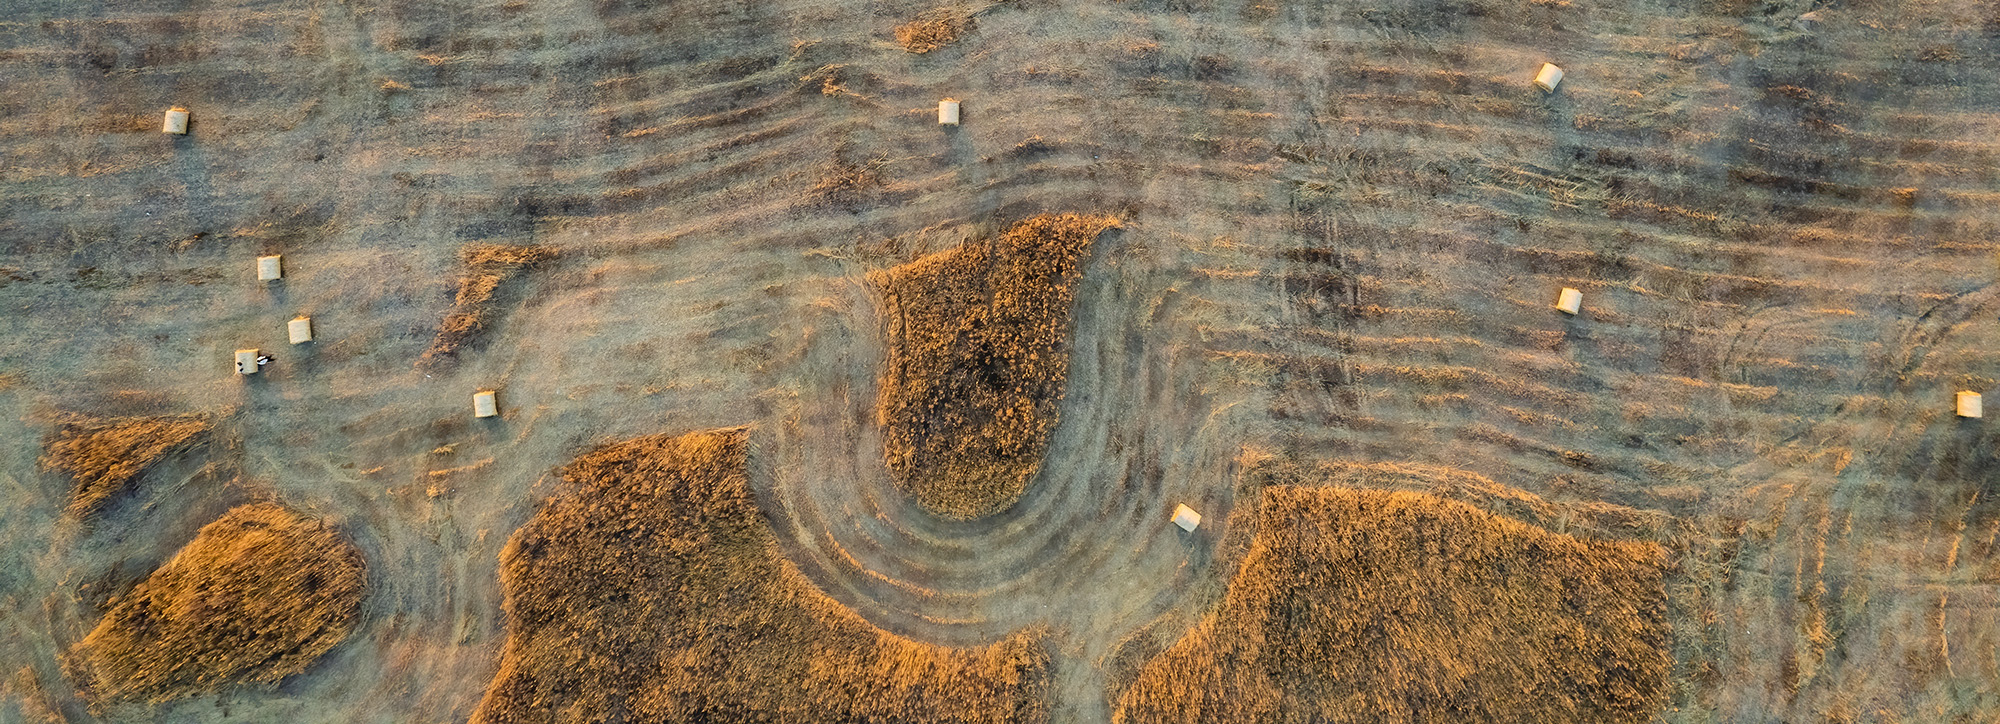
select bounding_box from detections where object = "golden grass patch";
[418,243,557,370]
[893,12,966,54]
[470,428,1049,723]
[1114,486,1669,724]
[40,414,209,517]
[69,504,365,705]
[871,214,1117,520]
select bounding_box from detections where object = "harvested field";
[418,244,558,371]
[872,213,1118,519]
[68,503,365,706]
[1114,486,1669,724]
[471,428,1050,723]
[39,414,209,517]
[3,0,2000,719]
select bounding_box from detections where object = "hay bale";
[473,390,498,418]
[894,13,965,54]
[256,255,281,281]
[1555,287,1582,315]
[69,504,365,705]
[871,214,1119,520]
[939,98,961,126]
[288,316,313,344]
[1113,486,1669,724]
[161,107,188,135]
[40,414,209,517]
[1958,390,1982,418]
[418,243,557,370]
[1535,62,1564,92]
[470,429,1049,724]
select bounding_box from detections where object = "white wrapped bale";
[938,98,960,126]
[1535,63,1564,93]
[1172,504,1202,532]
[257,255,282,281]
[474,390,498,418]
[163,107,189,134]
[1555,287,1583,315]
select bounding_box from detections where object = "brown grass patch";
[40,413,210,517]
[893,12,966,54]
[418,243,557,370]
[1114,486,1669,724]
[871,214,1118,519]
[68,503,365,705]
[469,428,1049,723]
[810,146,887,210]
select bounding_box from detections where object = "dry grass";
[459,243,559,269]
[871,214,1118,520]
[893,12,966,54]
[1114,486,1669,724]
[39,414,209,517]
[6,667,63,724]
[418,243,558,370]
[1251,458,1682,542]
[811,154,886,210]
[68,504,365,705]
[469,428,1049,724]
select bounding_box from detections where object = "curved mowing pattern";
[759,233,1262,720]
[1114,486,1669,724]
[471,428,1050,724]
[7,0,2000,719]
[70,504,366,705]
[872,214,1119,520]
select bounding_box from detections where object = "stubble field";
[2,0,1998,721]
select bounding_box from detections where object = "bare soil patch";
[470,428,1050,723]
[871,214,1118,520]
[39,414,210,518]
[67,503,365,706]
[1113,486,1669,724]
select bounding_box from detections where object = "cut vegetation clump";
[1114,486,1669,724]
[470,428,1049,724]
[418,243,558,370]
[69,503,365,705]
[40,413,209,517]
[810,147,887,210]
[893,12,966,54]
[871,214,1118,520]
